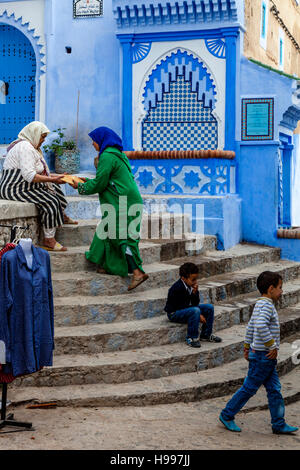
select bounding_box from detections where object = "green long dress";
[77,147,144,277]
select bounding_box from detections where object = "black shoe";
[186,338,201,348]
[200,334,222,343]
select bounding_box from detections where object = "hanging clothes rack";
[0,223,33,433]
[0,223,30,245]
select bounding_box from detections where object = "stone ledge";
[0,199,38,220]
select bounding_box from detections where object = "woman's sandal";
[63,215,78,225]
[42,242,68,252]
[128,273,149,291]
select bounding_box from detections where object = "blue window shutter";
[261,3,266,39]
[280,38,283,65]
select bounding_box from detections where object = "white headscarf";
[18,121,50,150]
[15,121,54,190]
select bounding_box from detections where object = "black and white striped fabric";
[0,169,67,229]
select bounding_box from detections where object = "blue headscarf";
[88,127,123,155]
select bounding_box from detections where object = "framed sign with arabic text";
[241,98,274,141]
[73,0,103,18]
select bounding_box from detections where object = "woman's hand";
[71,178,88,189]
[51,175,66,185]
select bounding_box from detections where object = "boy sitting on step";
[219,271,299,435]
[164,262,222,348]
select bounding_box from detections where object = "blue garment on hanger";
[0,244,54,377]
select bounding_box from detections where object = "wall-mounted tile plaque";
[241,98,274,140]
[73,0,103,18]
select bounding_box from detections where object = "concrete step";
[55,214,192,247]
[11,311,300,389]
[53,295,300,354]
[64,196,194,222]
[10,324,247,388]
[63,191,206,215]
[50,244,282,297]
[52,259,300,319]
[48,235,216,274]
[49,242,176,271]
[52,269,300,328]
[9,333,300,407]
[64,196,100,220]
[53,304,241,354]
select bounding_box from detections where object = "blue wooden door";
[0,24,36,144]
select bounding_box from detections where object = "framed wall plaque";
[73,0,103,18]
[241,98,274,140]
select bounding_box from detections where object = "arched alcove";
[141,50,218,151]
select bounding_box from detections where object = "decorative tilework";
[147,77,216,123]
[143,122,218,150]
[142,76,218,151]
[143,50,216,112]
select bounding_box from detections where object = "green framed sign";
[241,98,274,141]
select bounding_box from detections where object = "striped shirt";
[244,297,280,351]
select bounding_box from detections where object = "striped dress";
[0,141,67,230]
[244,297,280,351]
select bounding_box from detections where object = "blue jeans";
[167,304,214,340]
[220,349,286,431]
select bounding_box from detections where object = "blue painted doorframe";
[0,23,36,144]
[278,132,293,227]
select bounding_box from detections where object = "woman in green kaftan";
[71,127,148,291]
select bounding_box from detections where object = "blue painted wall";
[238,141,278,244]
[238,57,300,260]
[44,0,121,172]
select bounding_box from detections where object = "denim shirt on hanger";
[0,244,54,377]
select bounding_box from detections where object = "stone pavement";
[0,393,299,450]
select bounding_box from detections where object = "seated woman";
[71,126,148,291]
[0,121,76,251]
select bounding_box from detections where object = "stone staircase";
[8,209,300,408]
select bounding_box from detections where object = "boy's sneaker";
[200,334,222,343]
[186,338,201,348]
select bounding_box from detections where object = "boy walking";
[164,262,222,347]
[219,271,298,434]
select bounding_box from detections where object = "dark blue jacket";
[0,245,54,377]
[164,279,200,314]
